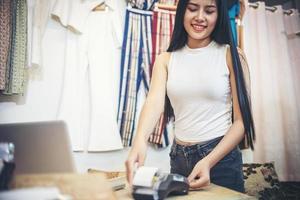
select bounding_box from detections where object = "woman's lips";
[192,24,206,32]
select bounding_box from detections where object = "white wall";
[0,18,64,123]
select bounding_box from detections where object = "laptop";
[0,120,76,174]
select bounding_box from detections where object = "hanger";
[248,2,259,9]
[283,9,293,15]
[92,2,107,11]
[248,2,293,14]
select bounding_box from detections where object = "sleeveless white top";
[166,41,232,142]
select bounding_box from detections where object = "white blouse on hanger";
[52,0,126,151]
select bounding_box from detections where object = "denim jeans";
[169,136,245,193]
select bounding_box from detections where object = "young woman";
[125,0,255,193]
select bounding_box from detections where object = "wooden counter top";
[12,173,256,200]
[12,173,117,200]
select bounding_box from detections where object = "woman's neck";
[186,37,212,49]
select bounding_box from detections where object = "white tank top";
[166,41,232,143]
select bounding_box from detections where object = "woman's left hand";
[188,159,211,189]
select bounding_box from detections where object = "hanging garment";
[117,7,154,147]
[244,2,300,180]
[27,0,53,69]
[151,7,176,68]
[148,7,176,146]
[0,0,12,90]
[84,8,124,152]
[128,0,158,10]
[27,0,35,68]
[53,0,124,151]
[52,0,103,153]
[4,0,27,95]
[228,2,240,46]
[55,24,88,151]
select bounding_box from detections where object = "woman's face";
[184,0,218,47]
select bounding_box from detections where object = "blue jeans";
[169,136,245,193]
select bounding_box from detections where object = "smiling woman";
[126,0,255,194]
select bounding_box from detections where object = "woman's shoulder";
[157,51,171,60]
[156,52,171,67]
[215,42,229,49]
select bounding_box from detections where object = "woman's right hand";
[125,139,148,185]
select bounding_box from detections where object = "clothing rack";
[248,2,295,15]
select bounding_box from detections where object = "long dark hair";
[165,0,255,149]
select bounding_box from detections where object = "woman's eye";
[187,6,198,12]
[205,9,216,14]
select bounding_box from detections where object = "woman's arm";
[132,52,170,144]
[125,52,170,184]
[188,47,245,188]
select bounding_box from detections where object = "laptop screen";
[0,121,76,174]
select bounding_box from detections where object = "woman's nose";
[195,10,205,22]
